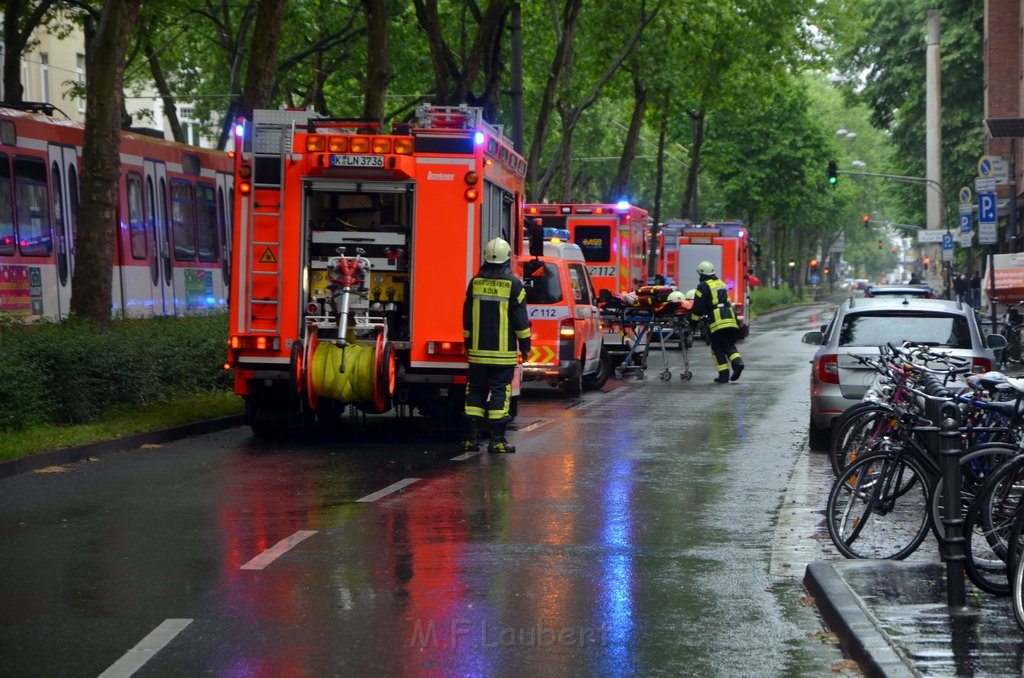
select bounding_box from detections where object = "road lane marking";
[98,618,192,677]
[356,478,420,502]
[450,450,482,461]
[518,420,551,432]
[240,530,318,570]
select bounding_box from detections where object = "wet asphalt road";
[0,303,859,677]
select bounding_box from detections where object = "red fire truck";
[660,219,755,338]
[226,105,527,436]
[523,202,651,298]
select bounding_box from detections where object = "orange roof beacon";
[659,219,756,338]
[226,105,527,437]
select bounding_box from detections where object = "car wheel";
[583,348,610,390]
[808,418,831,452]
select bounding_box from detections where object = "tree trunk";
[70,0,143,325]
[607,71,647,203]
[362,0,390,122]
[681,110,705,221]
[144,34,185,143]
[238,0,287,121]
[650,123,666,278]
[412,0,454,104]
[525,0,582,197]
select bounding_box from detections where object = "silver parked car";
[800,296,1006,450]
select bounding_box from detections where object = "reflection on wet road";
[0,303,859,676]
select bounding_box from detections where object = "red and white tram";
[0,105,233,320]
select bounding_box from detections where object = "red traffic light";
[862,215,870,226]
[809,258,818,267]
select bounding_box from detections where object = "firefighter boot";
[461,417,481,453]
[730,359,744,382]
[488,423,516,454]
[713,371,730,384]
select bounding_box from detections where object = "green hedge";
[0,315,231,431]
[749,286,806,317]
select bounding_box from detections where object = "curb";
[0,414,246,480]
[803,560,918,678]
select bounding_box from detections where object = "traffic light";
[923,257,930,271]
[862,214,870,227]
[810,258,819,274]
[828,160,838,185]
[877,240,883,250]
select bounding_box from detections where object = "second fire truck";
[225,105,527,436]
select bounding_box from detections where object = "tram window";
[171,180,196,261]
[195,183,218,262]
[67,164,79,247]
[0,154,13,255]
[51,161,68,284]
[127,173,147,259]
[14,156,52,257]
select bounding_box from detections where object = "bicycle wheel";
[963,455,1024,594]
[930,443,1017,542]
[1003,501,1024,594]
[1013,539,1024,631]
[827,452,931,559]
[829,404,900,477]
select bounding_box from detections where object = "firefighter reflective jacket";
[463,261,532,365]
[691,276,740,333]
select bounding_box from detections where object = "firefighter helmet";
[667,290,686,303]
[697,260,716,276]
[484,238,511,264]
[684,288,697,301]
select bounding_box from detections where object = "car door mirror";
[987,333,1008,350]
[802,330,824,345]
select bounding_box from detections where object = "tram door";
[47,144,79,320]
[144,160,174,316]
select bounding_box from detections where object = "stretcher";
[600,292,694,381]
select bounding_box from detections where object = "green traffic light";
[827,160,838,185]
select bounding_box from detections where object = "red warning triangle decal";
[259,247,277,264]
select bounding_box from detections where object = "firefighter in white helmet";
[461,237,532,453]
[690,260,744,383]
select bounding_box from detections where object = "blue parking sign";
[942,233,954,250]
[960,213,972,232]
[980,193,997,223]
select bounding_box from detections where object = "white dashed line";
[240,530,318,570]
[355,478,420,502]
[98,618,192,677]
[450,450,482,461]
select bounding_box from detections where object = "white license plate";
[330,154,384,168]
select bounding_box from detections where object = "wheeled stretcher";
[600,291,695,381]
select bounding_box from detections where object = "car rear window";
[838,311,971,349]
[524,261,563,304]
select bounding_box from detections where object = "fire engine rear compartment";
[231,106,526,438]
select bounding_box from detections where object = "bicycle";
[826,380,1021,559]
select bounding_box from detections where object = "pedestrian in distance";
[461,237,532,454]
[954,274,968,304]
[971,271,982,308]
[690,260,744,383]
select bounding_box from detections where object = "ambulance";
[225,105,527,436]
[524,202,652,297]
[516,227,607,394]
[659,219,755,337]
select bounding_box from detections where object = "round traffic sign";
[978,155,993,177]
[959,186,972,204]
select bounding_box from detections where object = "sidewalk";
[805,559,1024,677]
